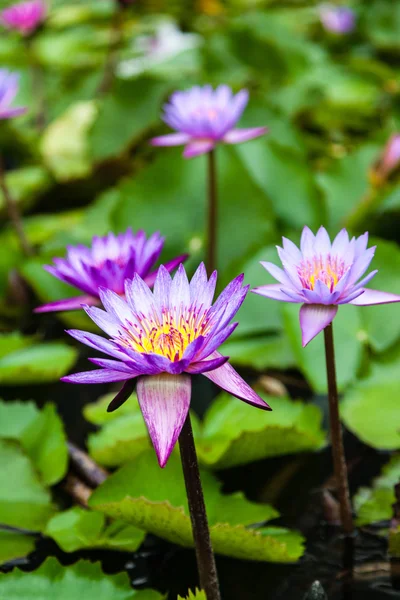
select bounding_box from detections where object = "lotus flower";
[150,84,268,158]
[319,4,355,34]
[0,69,26,119]
[253,226,400,346]
[61,263,270,467]
[1,0,46,36]
[35,229,187,313]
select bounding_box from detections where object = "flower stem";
[179,412,221,600]
[0,155,33,257]
[323,322,354,536]
[206,149,217,274]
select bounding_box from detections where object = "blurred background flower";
[1,0,46,36]
[319,3,355,34]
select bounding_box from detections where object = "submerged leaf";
[354,455,400,526]
[0,557,163,599]
[89,450,304,563]
[198,392,325,469]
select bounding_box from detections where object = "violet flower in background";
[319,4,355,34]
[62,263,270,467]
[1,0,46,36]
[253,226,400,346]
[0,69,26,119]
[150,84,268,158]
[35,229,187,313]
[371,134,400,184]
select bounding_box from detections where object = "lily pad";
[0,530,36,566]
[0,342,78,385]
[0,557,163,599]
[198,392,325,469]
[354,455,400,526]
[0,400,68,486]
[89,450,304,563]
[0,166,52,215]
[45,507,145,553]
[220,334,295,372]
[0,440,54,531]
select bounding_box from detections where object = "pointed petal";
[186,354,229,374]
[331,228,350,255]
[315,226,331,254]
[137,374,191,467]
[223,127,268,144]
[183,140,215,158]
[66,329,128,361]
[34,295,98,313]
[260,261,293,286]
[252,284,300,303]
[83,305,120,337]
[300,226,315,257]
[107,380,136,412]
[150,133,191,147]
[144,254,188,288]
[203,354,271,410]
[299,304,338,346]
[61,369,132,384]
[349,289,400,306]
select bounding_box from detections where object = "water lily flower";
[150,84,268,158]
[61,263,271,467]
[319,4,355,34]
[370,134,400,185]
[0,69,26,119]
[1,0,46,36]
[35,229,187,313]
[252,226,400,346]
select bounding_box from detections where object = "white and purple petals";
[35,228,187,313]
[0,69,26,119]
[150,84,268,158]
[252,226,400,347]
[61,263,271,467]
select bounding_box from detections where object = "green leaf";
[83,392,138,425]
[0,400,68,485]
[0,440,54,531]
[341,380,400,450]
[282,303,365,393]
[220,335,295,372]
[0,556,163,599]
[198,393,325,469]
[41,101,98,182]
[0,342,77,384]
[0,530,36,566]
[89,77,169,162]
[112,146,276,282]
[89,450,304,563]
[178,591,206,600]
[21,260,93,330]
[0,167,52,214]
[316,145,380,230]
[45,507,145,553]
[357,238,400,352]
[236,139,322,229]
[354,455,400,526]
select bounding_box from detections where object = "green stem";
[323,322,354,536]
[179,413,221,600]
[206,149,217,274]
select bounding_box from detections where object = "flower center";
[116,305,211,362]
[298,255,347,292]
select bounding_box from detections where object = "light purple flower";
[35,229,187,313]
[1,0,46,36]
[319,4,355,34]
[371,134,400,184]
[61,263,271,467]
[252,226,400,347]
[150,84,268,158]
[0,69,26,120]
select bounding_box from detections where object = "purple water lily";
[35,229,187,313]
[1,0,46,36]
[0,69,26,120]
[150,84,268,158]
[319,4,355,34]
[62,263,270,467]
[253,226,400,346]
